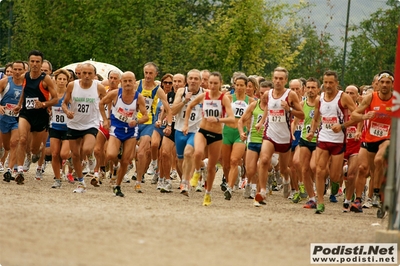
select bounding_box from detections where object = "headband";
[378,73,394,81]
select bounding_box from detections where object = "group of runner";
[0,50,394,213]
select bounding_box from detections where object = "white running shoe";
[288,190,295,200]
[4,154,9,169]
[73,182,86,193]
[123,173,131,183]
[250,188,256,199]
[51,179,62,188]
[23,155,32,172]
[82,161,90,175]
[151,172,159,184]
[35,168,43,180]
[147,160,157,175]
[88,156,96,174]
[243,184,251,198]
[0,162,4,172]
[170,169,178,180]
[161,180,172,193]
[195,180,203,192]
[156,178,164,190]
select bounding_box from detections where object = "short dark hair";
[28,50,44,61]
[12,61,25,69]
[323,70,338,81]
[260,80,273,88]
[307,77,321,88]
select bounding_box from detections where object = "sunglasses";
[163,81,173,85]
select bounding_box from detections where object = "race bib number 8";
[26,97,38,109]
[370,121,390,137]
[322,116,338,130]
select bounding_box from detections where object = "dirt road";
[0,165,388,266]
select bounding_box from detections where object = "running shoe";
[292,192,301,203]
[342,202,350,213]
[151,172,159,185]
[288,190,295,200]
[82,161,90,175]
[90,177,100,187]
[336,187,343,197]
[146,160,157,175]
[88,155,96,174]
[73,182,86,193]
[23,155,32,172]
[67,173,75,184]
[299,184,308,198]
[372,193,381,208]
[113,185,124,197]
[329,194,338,203]
[253,199,261,207]
[190,171,201,187]
[3,169,13,182]
[0,162,4,172]
[315,203,325,214]
[170,169,178,180]
[224,187,232,200]
[220,177,227,192]
[203,193,211,206]
[249,188,256,199]
[31,151,41,164]
[4,154,9,169]
[362,198,372,209]
[350,200,363,213]
[161,180,172,193]
[35,168,43,181]
[135,183,142,193]
[51,179,62,189]
[15,172,24,185]
[180,183,189,196]
[255,191,266,204]
[123,173,131,183]
[195,180,203,192]
[303,200,316,209]
[156,178,164,190]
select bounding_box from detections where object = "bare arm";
[136,94,149,125]
[99,89,118,127]
[171,88,190,116]
[238,101,256,140]
[351,93,374,122]
[220,94,235,124]
[306,96,320,141]
[62,82,74,119]
[289,90,305,120]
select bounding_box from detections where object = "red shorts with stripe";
[98,124,110,140]
[317,141,345,155]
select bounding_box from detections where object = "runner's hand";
[331,123,342,133]
[240,132,247,141]
[306,132,313,141]
[13,105,21,114]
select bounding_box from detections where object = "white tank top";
[67,80,100,130]
[317,91,345,143]
[174,87,203,133]
[265,89,291,144]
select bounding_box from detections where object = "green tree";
[345,1,399,86]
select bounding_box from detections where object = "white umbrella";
[62,60,123,80]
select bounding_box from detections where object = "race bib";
[370,121,390,137]
[51,107,67,124]
[322,116,338,130]
[296,119,304,131]
[269,109,285,123]
[115,107,135,123]
[26,97,38,109]
[203,100,222,118]
[346,126,356,139]
[145,98,154,113]
[4,103,18,117]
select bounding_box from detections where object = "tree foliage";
[344,0,399,86]
[0,0,392,86]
